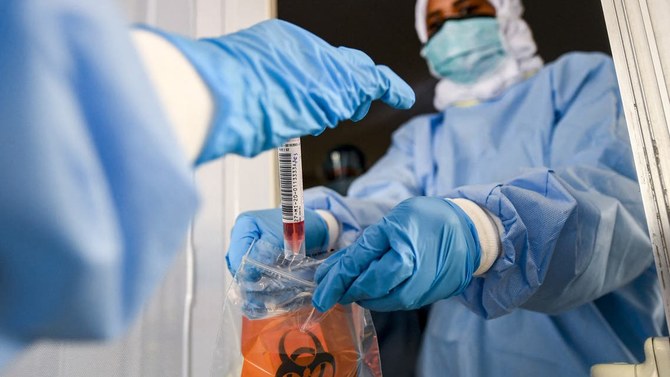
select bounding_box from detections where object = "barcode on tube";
[278,139,304,223]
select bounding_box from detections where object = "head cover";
[415,0,543,109]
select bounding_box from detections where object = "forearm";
[131,29,212,163]
[449,166,651,318]
[521,166,652,312]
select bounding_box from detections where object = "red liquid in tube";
[278,138,306,260]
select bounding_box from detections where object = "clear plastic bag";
[211,239,382,377]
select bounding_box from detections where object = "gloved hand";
[312,197,481,312]
[226,208,329,275]
[145,19,415,163]
[230,239,324,319]
[227,208,330,319]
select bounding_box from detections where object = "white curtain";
[2,1,275,376]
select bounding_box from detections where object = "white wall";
[191,2,277,376]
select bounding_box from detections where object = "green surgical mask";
[421,17,506,84]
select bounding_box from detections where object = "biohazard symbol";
[275,330,336,377]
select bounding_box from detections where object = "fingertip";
[312,302,329,313]
[377,65,416,110]
[313,254,349,312]
[350,102,372,122]
[312,286,335,313]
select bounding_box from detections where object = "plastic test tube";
[277,138,306,261]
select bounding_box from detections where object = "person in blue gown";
[0,0,416,368]
[227,0,666,375]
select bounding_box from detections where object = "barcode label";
[278,138,304,223]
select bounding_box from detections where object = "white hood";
[415,0,543,109]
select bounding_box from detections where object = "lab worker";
[227,0,666,375]
[0,0,415,369]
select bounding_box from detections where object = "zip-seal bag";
[211,239,382,377]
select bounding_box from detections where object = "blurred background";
[278,0,612,188]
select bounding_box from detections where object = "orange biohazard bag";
[211,240,382,377]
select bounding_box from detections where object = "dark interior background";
[278,0,611,188]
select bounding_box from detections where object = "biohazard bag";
[211,239,382,377]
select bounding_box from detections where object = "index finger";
[337,47,415,111]
[375,65,416,110]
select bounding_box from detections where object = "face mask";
[421,17,506,84]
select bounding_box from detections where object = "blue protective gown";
[0,0,198,367]
[305,52,666,375]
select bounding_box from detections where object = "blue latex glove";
[230,239,324,319]
[143,20,415,163]
[312,197,481,312]
[226,208,329,274]
[227,209,330,319]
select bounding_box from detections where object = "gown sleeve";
[448,53,652,318]
[0,0,198,362]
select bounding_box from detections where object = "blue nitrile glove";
[226,209,330,319]
[143,19,415,163]
[231,239,324,319]
[226,208,329,275]
[312,197,481,312]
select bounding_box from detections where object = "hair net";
[415,0,543,109]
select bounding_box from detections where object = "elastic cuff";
[448,198,502,276]
[315,210,340,251]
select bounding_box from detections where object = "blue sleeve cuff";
[446,169,577,319]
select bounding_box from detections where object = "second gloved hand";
[227,209,330,318]
[146,19,415,163]
[226,208,329,275]
[312,197,481,312]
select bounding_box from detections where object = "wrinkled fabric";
[145,20,415,162]
[418,265,664,376]
[0,0,198,368]
[415,0,543,108]
[305,53,665,375]
[312,197,481,312]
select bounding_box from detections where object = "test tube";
[277,138,306,261]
